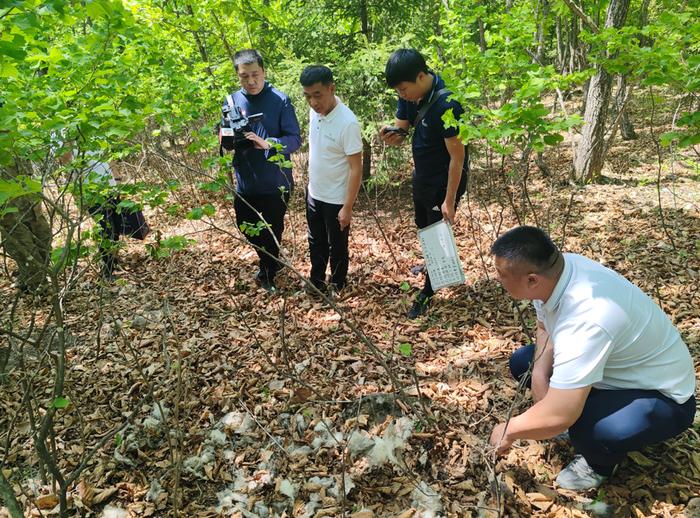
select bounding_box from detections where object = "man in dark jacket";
[223,49,302,292]
[379,49,468,319]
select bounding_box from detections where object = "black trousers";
[306,194,349,289]
[89,195,121,274]
[234,190,290,282]
[412,172,467,297]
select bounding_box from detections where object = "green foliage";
[197,174,228,193]
[2,0,696,277]
[661,106,700,149]
[398,342,412,357]
[50,240,90,272]
[239,220,270,238]
[51,396,70,409]
[0,176,42,215]
[436,0,586,160]
[146,235,195,259]
[186,203,216,220]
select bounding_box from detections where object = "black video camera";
[219,102,263,151]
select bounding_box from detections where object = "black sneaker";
[101,265,117,282]
[410,263,426,275]
[330,280,346,292]
[304,279,327,297]
[255,273,277,294]
[407,292,431,319]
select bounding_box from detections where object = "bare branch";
[559,0,599,33]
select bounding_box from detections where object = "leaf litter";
[0,134,698,517]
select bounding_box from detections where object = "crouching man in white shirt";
[488,226,696,490]
[300,65,363,293]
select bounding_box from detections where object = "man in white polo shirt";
[300,65,363,292]
[488,226,696,490]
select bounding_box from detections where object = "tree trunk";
[535,151,551,177]
[359,0,369,38]
[478,17,487,52]
[0,165,52,293]
[556,16,566,73]
[568,16,578,74]
[573,0,631,182]
[535,0,549,64]
[612,75,637,140]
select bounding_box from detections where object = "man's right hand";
[379,126,407,147]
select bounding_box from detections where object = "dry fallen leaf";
[92,486,119,506]
[35,494,59,510]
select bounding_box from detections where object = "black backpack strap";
[413,87,450,127]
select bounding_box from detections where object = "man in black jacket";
[379,49,468,318]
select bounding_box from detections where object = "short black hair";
[300,65,334,87]
[234,49,264,71]
[385,49,429,87]
[491,226,559,271]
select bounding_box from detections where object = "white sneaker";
[552,429,570,441]
[555,455,608,490]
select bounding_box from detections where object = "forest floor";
[1,124,699,517]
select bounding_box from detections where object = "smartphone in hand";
[382,126,408,137]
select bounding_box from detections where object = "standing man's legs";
[90,195,121,280]
[306,194,329,290]
[306,194,349,291]
[234,190,290,288]
[413,193,443,299]
[409,175,467,318]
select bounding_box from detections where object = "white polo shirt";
[533,253,695,403]
[308,97,363,205]
[77,149,116,187]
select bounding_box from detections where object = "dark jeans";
[510,344,696,476]
[306,194,349,289]
[89,196,121,274]
[234,190,290,282]
[412,172,467,297]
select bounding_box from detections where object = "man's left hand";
[338,206,352,230]
[489,422,514,455]
[244,132,270,150]
[441,200,456,224]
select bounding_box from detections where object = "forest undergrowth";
[1,117,699,518]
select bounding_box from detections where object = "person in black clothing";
[379,49,468,319]
[222,49,302,293]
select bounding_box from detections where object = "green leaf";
[679,133,700,148]
[0,37,28,61]
[398,343,412,357]
[399,281,410,292]
[659,131,681,147]
[52,396,70,409]
[85,0,108,18]
[202,203,216,216]
[0,177,42,205]
[186,207,203,220]
[543,133,564,146]
[0,61,19,79]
